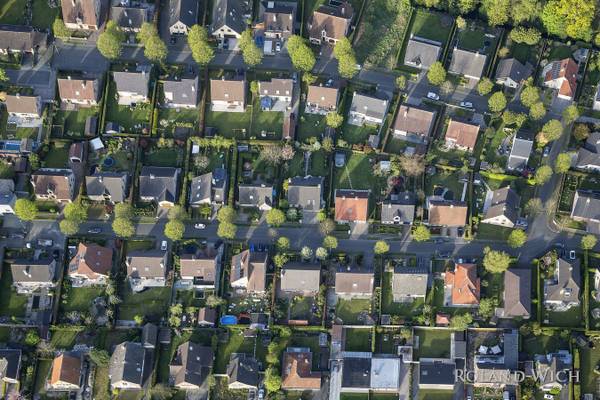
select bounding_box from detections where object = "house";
[47,353,82,392]
[391,266,428,303]
[418,358,456,390]
[211,0,249,40]
[260,1,296,40]
[334,264,374,299]
[502,269,531,319]
[280,262,321,295]
[593,84,600,111]
[5,94,43,119]
[230,250,268,293]
[341,354,405,393]
[237,184,273,210]
[68,243,113,287]
[348,92,389,126]
[472,330,519,387]
[169,342,213,390]
[444,119,480,152]
[542,58,578,100]
[126,250,168,292]
[0,179,16,215]
[391,105,436,144]
[61,0,104,30]
[0,25,47,55]
[85,172,129,203]
[444,263,480,307]
[110,6,150,32]
[163,77,199,108]
[227,354,260,390]
[481,187,520,228]
[210,77,246,112]
[544,258,580,311]
[109,342,148,390]
[31,169,76,202]
[179,244,222,289]
[281,349,321,390]
[571,190,600,233]
[11,257,56,294]
[575,132,600,171]
[403,36,442,70]
[0,349,21,385]
[305,84,339,114]
[113,70,151,106]
[168,0,198,35]
[334,189,369,223]
[57,76,102,107]
[287,176,324,211]
[189,169,228,206]
[535,352,572,392]
[448,48,487,80]
[197,307,217,326]
[507,135,533,171]
[307,2,354,45]
[495,58,533,88]
[258,79,293,110]
[381,192,415,225]
[139,166,181,207]
[427,200,468,227]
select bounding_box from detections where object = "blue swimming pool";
[220,315,238,325]
[0,141,21,152]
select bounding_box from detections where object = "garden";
[104,81,152,134]
[142,138,185,168]
[344,327,373,352]
[117,285,171,322]
[214,328,267,373]
[204,108,252,139]
[296,112,327,143]
[53,107,99,138]
[0,262,28,318]
[409,9,453,45]
[0,0,27,24]
[381,271,425,322]
[456,22,499,56]
[250,97,283,140]
[335,298,373,325]
[285,149,329,178]
[413,328,451,359]
[43,141,70,168]
[93,138,136,173]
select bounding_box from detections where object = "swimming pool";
[0,141,21,152]
[220,315,238,325]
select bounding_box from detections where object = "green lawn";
[580,341,600,394]
[290,296,314,320]
[297,112,326,143]
[413,328,451,359]
[214,329,267,374]
[0,263,27,318]
[15,127,39,139]
[33,358,52,396]
[544,306,583,328]
[118,286,171,322]
[105,81,151,133]
[54,108,99,137]
[341,122,378,145]
[335,152,379,191]
[457,26,487,52]
[144,147,183,167]
[205,109,251,139]
[418,389,454,400]
[384,136,414,155]
[157,107,198,137]
[345,328,372,352]
[341,395,369,400]
[62,287,105,313]
[309,150,329,176]
[336,298,372,324]
[44,143,70,168]
[286,152,305,178]
[31,0,59,29]
[126,240,155,252]
[381,271,425,319]
[510,42,539,65]
[0,0,26,24]
[411,10,453,44]
[548,45,572,61]
[476,224,513,241]
[521,333,566,357]
[251,98,283,139]
[424,170,465,199]
[50,327,82,348]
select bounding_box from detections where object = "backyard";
[0,263,28,318]
[543,306,583,328]
[340,122,379,145]
[156,329,214,383]
[413,328,451,359]
[61,287,105,313]
[424,169,466,199]
[104,81,152,134]
[117,286,171,322]
[205,109,252,139]
[144,145,184,167]
[345,327,373,352]
[580,341,600,395]
[286,150,329,178]
[381,271,425,321]
[410,9,453,44]
[43,142,70,168]
[156,107,198,137]
[54,107,99,138]
[250,98,283,140]
[456,24,497,54]
[214,329,267,373]
[31,0,59,29]
[336,298,372,325]
[0,0,26,24]
[297,112,327,143]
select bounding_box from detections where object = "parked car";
[426,92,440,100]
[569,250,576,260]
[87,227,102,234]
[275,41,281,52]
[37,239,53,247]
[335,152,346,167]
[460,101,473,108]
[9,233,25,239]
[543,146,551,157]
[194,223,206,230]
[161,240,168,251]
[543,395,554,400]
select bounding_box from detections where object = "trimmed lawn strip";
[457,27,486,52]
[413,328,451,359]
[476,223,513,241]
[345,328,372,352]
[157,107,199,137]
[410,10,453,44]
[62,287,105,313]
[418,389,454,400]
[205,110,251,139]
[33,359,52,396]
[341,122,378,145]
[118,286,171,322]
[0,263,27,318]
[336,298,371,324]
[580,341,600,394]
[144,147,183,167]
[521,333,567,357]
[544,307,583,328]
[54,108,99,137]
[50,327,82,348]
[44,143,70,168]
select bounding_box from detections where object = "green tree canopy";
[562,104,579,124]
[483,248,511,273]
[112,218,135,237]
[64,201,89,223]
[333,37,358,78]
[542,0,594,41]
[581,234,598,250]
[217,206,237,223]
[476,78,494,96]
[412,225,431,242]
[322,235,338,250]
[529,101,546,121]
[509,26,541,45]
[59,219,80,235]
[287,35,316,72]
[144,35,168,63]
[97,21,124,60]
[520,85,540,108]
[374,240,390,255]
[450,313,473,329]
[276,236,290,251]
[325,112,343,128]
[239,29,263,67]
[427,62,446,86]
[53,17,71,38]
[14,199,37,221]
[573,123,590,141]
[188,25,214,66]
[164,219,185,241]
[479,297,499,320]
[266,208,286,227]
[537,119,563,146]
[507,229,527,248]
[217,221,237,239]
[488,91,507,113]
[534,165,553,185]
[114,203,134,219]
[554,152,572,174]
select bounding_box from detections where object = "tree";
[488,91,507,113]
[217,206,237,223]
[450,313,473,329]
[520,86,540,108]
[412,225,431,242]
[53,17,71,38]
[59,219,79,235]
[508,229,527,248]
[374,240,390,255]
[502,111,526,128]
[325,112,343,128]
[456,16,467,29]
[188,25,214,66]
[483,248,511,273]
[509,26,541,45]
[427,62,446,86]
[64,201,88,223]
[97,21,124,60]
[395,75,407,90]
[477,78,494,95]
[205,295,226,308]
[264,367,282,393]
[320,219,335,235]
[137,22,157,44]
[529,101,546,120]
[534,165,553,185]
[133,315,145,325]
[554,153,572,173]
[440,80,454,95]
[112,218,135,237]
[479,298,499,320]
[276,237,290,251]
[287,35,316,72]
[301,246,313,259]
[481,0,510,26]
[149,384,174,400]
[573,123,590,141]
[562,104,579,124]
[396,154,425,177]
[542,0,594,41]
[322,235,338,250]
[24,330,40,347]
[537,119,563,145]
[315,247,328,260]
[511,0,540,24]
[525,198,543,215]
[333,38,357,79]
[273,253,289,268]
[217,221,237,239]
[14,199,37,221]
[144,35,168,64]
[29,153,40,170]
[114,203,134,219]
[581,234,598,250]
[0,68,7,83]
[239,29,263,67]
[266,208,286,227]
[164,219,185,241]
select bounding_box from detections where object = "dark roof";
[404,37,441,69]
[238,184,273,208]
[109,342,146,386]
[545,258,580,303]
[287,176,324,211]
[139,166,180,204]
[349,92,389,121]
[113,71,150,97]
[0,349,21,381]
[11,258,54,283]
[85,172,128,202]
[170,342,213,388]
[571,190,600,221]
[483,187,520,225]
[341,356,371,389]
[212,0,247,35]
[381,192,415,224]
[503,269,531,318]
[110,7,149,30]
[576,132,600,169]
[449,48,486,78]
[495,58,533,83]
[419,359,456,386]
[227,354,259,387]
[163,77,199,106]
[169,0,199,28]
[141,323,157,348]
[262,1,295,34]
[0,25,46,52]
[189,173,212,204]
[508,136,533,170]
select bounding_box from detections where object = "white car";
[275,41,281,52]
[426,92,440,100]
[194,223,206,229]
[570,250,576,260]
[460,101,474,108]
[543,395,554,400]
[160,240,168,251]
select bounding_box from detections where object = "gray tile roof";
[170,341,213,388]
[404,37,441,69]
[212,0,247,35]
[349,92,389,122]
[287,176,324,211]
[139,166,180,204]
[571,190,600,222]
[419,359,456,386]
[381,192,415,224]
[508,136,533,170]
[503,269,531,319]
[11,258,55,283]
[163,77,199,106]
[85,172,128,202]
[238,184,273,208]
[113,70,150,97]
[227,354,259,388]
[576,132,600,169]
[341,356,371,389]
[0,349,21,382]
[495,58,533,84]
[189,172,212,205]
[230,250,268,292]
[280,262,321,293]
[109,342,146,387]
[391,266,428,299]
[110,7,149,30]
[126,250,167,279]
[168,0,199,28]
[448,48,486,79]
[0,24,47,52]
[545,258,580,304]
[483,187,520,225]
